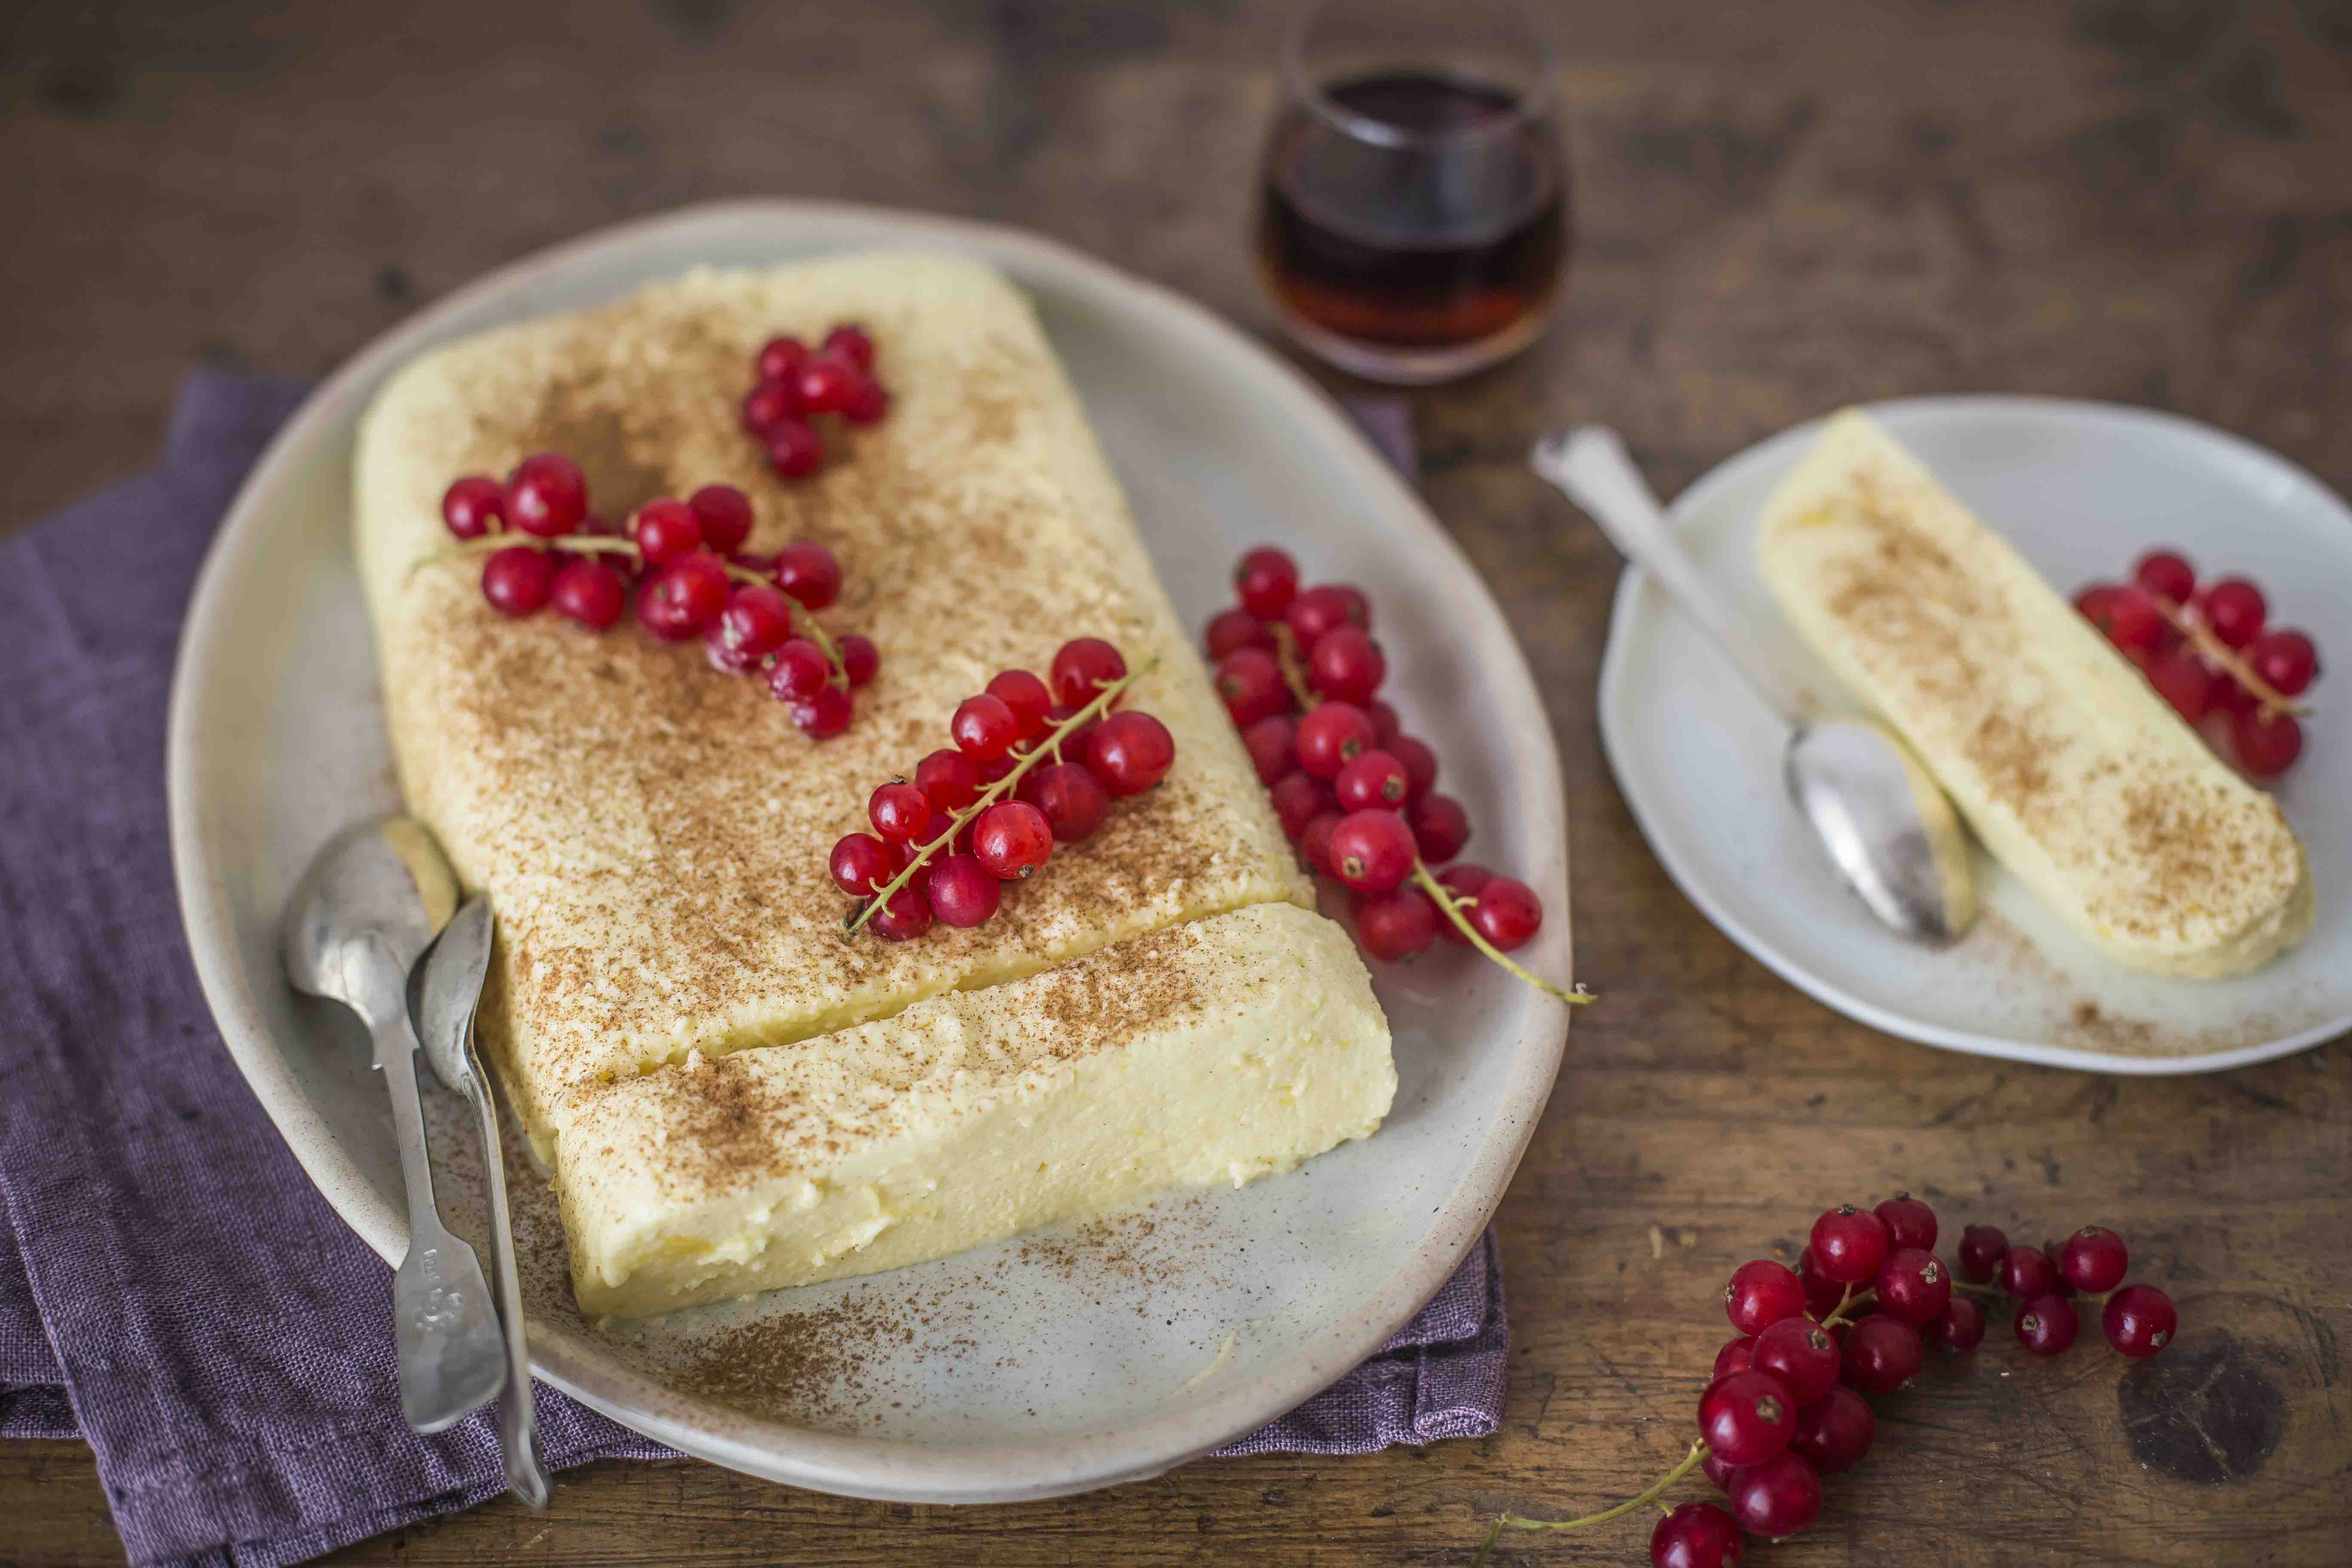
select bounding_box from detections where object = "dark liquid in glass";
[1258,71,1568,350]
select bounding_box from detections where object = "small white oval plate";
[1598,395,2350,1075]
[166,201,1572,1502]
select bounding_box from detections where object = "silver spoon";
[1531,426,1977,944]
[411,894,550,1510]
[281,818,508,1431]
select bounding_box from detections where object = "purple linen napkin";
[0,368,1503,1568]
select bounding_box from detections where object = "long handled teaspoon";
[1531,426,1977,944]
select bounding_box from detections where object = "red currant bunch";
[436,462,880,739]
[2074,546,2319,779]
[740,324,889,481]
[828,639,1172,940]
[1205,545,1584,1008]
[1488,1194,2178,1560]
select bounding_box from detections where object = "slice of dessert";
[355,250,1394,1313]
[1756,409,2312,977]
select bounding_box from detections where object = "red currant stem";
[1271,624,1321,710]
[1819,1285,1877,1328]
[2148,597,2308,718]
[717,558,847,685]
[843,658,1160,934]
[405,530,640,584]
[1467,1517,1503,1568]
[1494,1440,1708,1533]
[1951,1280,2006,1299]
[1409,858,1593,1008]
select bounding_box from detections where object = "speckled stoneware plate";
[166,201,1572,1502]
[1598,395,2352,1075]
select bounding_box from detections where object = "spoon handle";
[1531,426,1813,724]
[373,1011,510,1433]
[466,1035,550,1508]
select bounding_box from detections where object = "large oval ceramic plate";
[166,201,1571,1502]
[1599,395,2349,1074]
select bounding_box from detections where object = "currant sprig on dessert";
[1473,1195,2179,1565]
[2075,546,2322,779]
[830,638,1173,941]
[1205,545,1588,1007]
[740,324,889,479]
[429,456,880,739]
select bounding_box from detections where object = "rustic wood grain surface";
[6,0,2350,1562]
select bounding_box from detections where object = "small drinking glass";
[1255,0,1571,384]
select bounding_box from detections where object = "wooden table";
[6,1,2349,1562]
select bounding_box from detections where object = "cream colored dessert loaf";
[354,251,1319,1151]
[1757,410,2311,977]
[555,903,1395,1317]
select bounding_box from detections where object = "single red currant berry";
[2055,1225,2128,1294]
[1714,1335,1757,1380]
[638,553,730,640]
[829,832,893,897]
[1086,711,1176,796]
[1752,1317,1841,1405]
[1929,1295,1986,1351]
[972,800,1053,879]
[950,693,1019,763]
[1364,699,1400,745]
[1840,1315,1924,1393]
[2015,1293,2079,1357]
[1697,1369,1797,1467]
[840,374,888,425]
[505,453,588,537]
[1726,1451,1822,1540]
[2132,548,2196,605]
[1268,771,1331,839]
[1956,1223,2007,1282]
[2250,628,2318,695]
[1874,1248,1951,1325]
[743,378,803,438]
[441,475,507,539]
[2231,708,2303,777]
[2102,1284,2177,1358]
[1999,1245,2057,1299]
[1295,701,1375,779]
[1796,1247,1846,1317]
[1233,546,1302,619]
[788,683,854,738]
[823,324,876,370]
[924,854,1000,928]
[1215,647,1289,727]
[1700,1450,1743,1493]
[1650,1501,1746,1568]
[1297,809,1344,874]
[1333,749,1409,812]
[2196,576,2267,648]
[769,418,824,479]
[1468,877,1542,951]
[1050,637,1128,707]
[1326,810,1417,895]
[1355,888,1439,961]
[867,881,933,941]
[1724,1259,1808,1336]
[756,335,809,383]
[1308,625,1386,704]
[2149,646,2215,721]
[2080,583,2164,653]
[774,541,842,609]
[868,781,931,842]
[686,484,754,554]
[768,638,832,702]
[712,584,796,666]
[1809,1205,1890,1284]
[1874,1194,1938,1253]
[1284,583,1370,648]
[1021,762,1110,842]
[1406,793,1470,863]
[1386,735,1439,802]
[910,751,975,814]
[839,634,879,687]
[1788,1385,1875,1474]
[549,559,626,629]
[1207,607,1275,659]
[481,546,555,616]
[633,498,704,564]
[986,669,1054,738]
[796,353,859,415]
[1241,714,1298,785]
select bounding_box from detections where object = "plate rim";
[1596,392,2349,1078]
[164,197,1574,1500]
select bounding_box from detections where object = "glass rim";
[1279,0,1559,150]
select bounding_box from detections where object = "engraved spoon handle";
[466,1033,549,1508]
